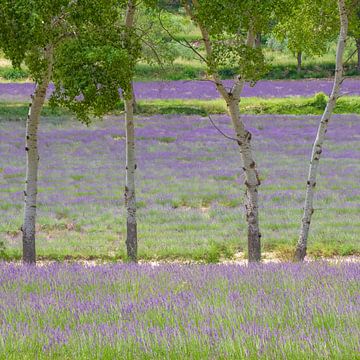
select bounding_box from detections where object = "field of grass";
[1,37,359,82]
[1,113,359,261]
[1,94,360,121]
[1,261,359,359]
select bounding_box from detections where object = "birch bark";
[124,0,138,262]
[22,45,54,264]
[188,0,261,261]
[295,0,348,261]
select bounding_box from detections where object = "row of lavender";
[0,261,359,358]
[1,114,359,258]
[1,78,360,101]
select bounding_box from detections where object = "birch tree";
[120,0,181,262]
[176,0,291,262]
[124,0,138,262]
[0,0,133,264]
[294,0,349,261]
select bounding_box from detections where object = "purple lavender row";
[0,261,359,358]
[0,78,359,101]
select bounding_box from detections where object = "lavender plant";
[0,261,359,358]
[1,114,359,260]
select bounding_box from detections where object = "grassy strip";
[1,62,359,82]
[1,94,360,120]
[135,62,360,81]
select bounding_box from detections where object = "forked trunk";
[228,99,261,262]
[186,0,262,262]
[294,0,348,261]
[22,45,54,264]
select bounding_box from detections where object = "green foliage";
[177,0,298,82]
[0,239,5,259]
[312,92,328,109]
[210,36,269,81]
[348,0,360,39]
[50,27,137,124]
[273,0,339,57]
[0,0,138,123]
[0,67,28,80]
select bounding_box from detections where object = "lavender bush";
[0,114,358,259]
[0,79,359,101]
[0,261,359,359]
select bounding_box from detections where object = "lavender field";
[1,78,360,101]
[0,114,359,260]
[0,261,359,359]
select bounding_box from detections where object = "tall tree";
[0,0,133,264]
[123,0,138,262]
[121,0,180,261]
[176,0,291,262]
[273,0,338,74]
[294,0,349,261]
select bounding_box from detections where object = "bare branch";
[344,48,357,65]
[157,12,208,64]
[207,115,238,142]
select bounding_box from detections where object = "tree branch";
[157,12,208,64]
[207,114,238,142]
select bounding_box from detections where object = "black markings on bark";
[245,131,252,141]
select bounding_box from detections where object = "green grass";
[2,201,359,263]
[1,58,359,82]
[1,95,360,121]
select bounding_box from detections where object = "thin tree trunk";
[124,0,138,262]
[356,38,360,73]
[297,51,302,74]
[187,0,261,261]
[228,98,261,262]
[22,45,54,264]
[131,81,138,113]
[124,89,137,262]
[255,33,261,48]
[294,0,348,261]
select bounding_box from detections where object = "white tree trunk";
[295,0,348,261]
[124,88,137,262]
[187,0,262,262]
[124,0,138,262]
[22,45,54,264]
[228,98,261,261]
